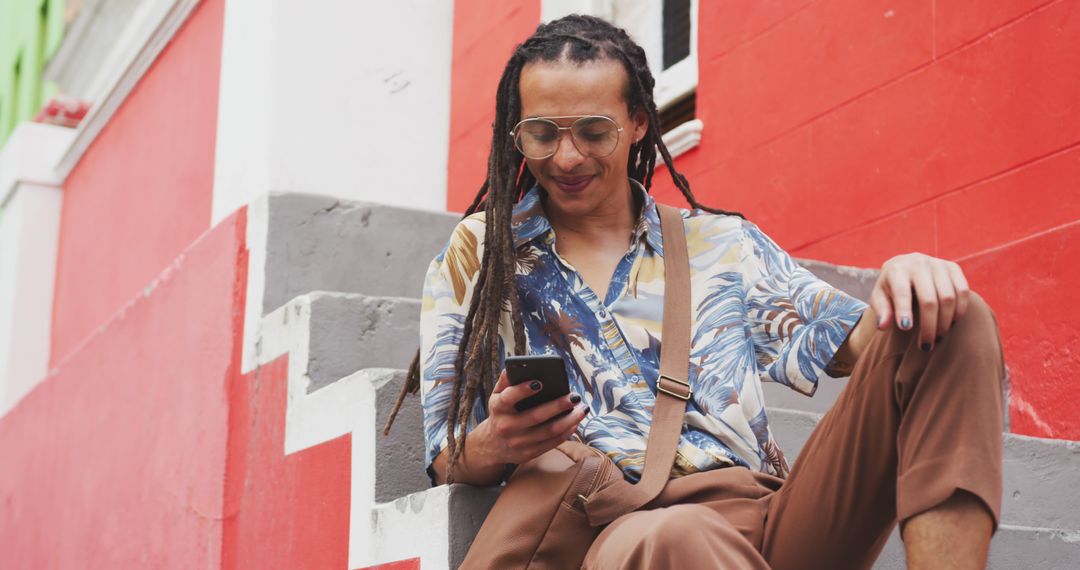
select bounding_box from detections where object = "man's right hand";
[430,370,589,486]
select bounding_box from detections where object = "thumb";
[868,284,893,331]
[492,369,510,394]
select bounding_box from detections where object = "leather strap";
[585,203,692,525]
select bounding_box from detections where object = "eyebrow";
[520,114,614,120]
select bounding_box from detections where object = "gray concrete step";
[768,407,1080,533]
[258,192,457,316]
[872,523,1080,570]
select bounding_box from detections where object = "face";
[517,59,648,220]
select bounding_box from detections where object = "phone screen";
[505,355,571,412]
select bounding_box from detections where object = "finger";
[868,281,894,330]
[885,270,915,331]
[487,371,511,413]
[503,396,584,453]
[519,392,580,427]
[517,406,588,456]
[490,377,543,415]
[492,370,510,394]
[531,399,583,442]
[947,262,971,320]
[910,266,939,350]
[931,263,957,337]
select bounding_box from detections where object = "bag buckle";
[657,374,691,401]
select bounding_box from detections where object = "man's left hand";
[868,252,971,351]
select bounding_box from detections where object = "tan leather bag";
[461,204,693,569]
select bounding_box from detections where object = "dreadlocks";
[384,14,742,481]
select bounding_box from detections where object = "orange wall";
[447,0,1080,438]
[50,0,225,364]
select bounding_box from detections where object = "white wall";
[0,124,73,416]
[213,0,455,223]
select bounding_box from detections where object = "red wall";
[222,354,352,570]
[447,0,541,212]
[447,0,1080,439]
[50,0,225,364]
[0,210,246,568]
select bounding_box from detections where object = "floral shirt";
[419,180,867,482]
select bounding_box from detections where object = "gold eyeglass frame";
[509,115,624,160]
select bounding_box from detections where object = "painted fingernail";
[900,318,912,330]
[570,394,582,405]
[920,342,932,353]
[529,380,542,391]
[582,405,591,414]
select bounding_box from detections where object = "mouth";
[551,175,594,193]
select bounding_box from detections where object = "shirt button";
[598,309,608,319]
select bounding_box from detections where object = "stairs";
[249,193,1080,569]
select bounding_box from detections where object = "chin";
[542,180,594,207]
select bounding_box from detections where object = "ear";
[630,106,649,144]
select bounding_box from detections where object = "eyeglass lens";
[515,116,619,159]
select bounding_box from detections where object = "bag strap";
[585,203,692,525]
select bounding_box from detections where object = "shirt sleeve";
[741,220,868,396]
[419,216,490,475]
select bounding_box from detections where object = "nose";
[551,130,586,171]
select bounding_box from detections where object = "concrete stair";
[252,193,1080,569]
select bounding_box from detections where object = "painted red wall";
[50,0,225,365]
[446,0,541,212]
[447,0,1080,439]
[222,354,352,570]
[0,210,246,568]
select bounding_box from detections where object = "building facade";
[1,0,1078,568]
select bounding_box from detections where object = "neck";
[544,180,639,242]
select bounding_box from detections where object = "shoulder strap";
[585,203,692,525]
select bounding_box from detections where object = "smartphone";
[505,354,571,412]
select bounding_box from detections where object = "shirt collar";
[511,179,664,253]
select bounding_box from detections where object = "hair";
[383,14,742,481]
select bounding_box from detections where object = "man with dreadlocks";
[385,14,1005,570]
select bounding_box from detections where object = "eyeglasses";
[510,115,623,160]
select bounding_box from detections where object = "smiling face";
[517,58,648,221]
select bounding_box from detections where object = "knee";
[942,291,1002,359]
[642,505,725,544]
[590,505,740,565]
[585,505,771,569]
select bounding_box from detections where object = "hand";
[470,370,589,466]
[868,253,971,351]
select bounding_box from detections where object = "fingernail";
[920,342,932,353]
[570,394,582,405]
[582,405,591,414]
[900,317,912,330]
[877,315,886,327]
[529,380,542,391]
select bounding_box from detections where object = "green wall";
[0,0,66,149]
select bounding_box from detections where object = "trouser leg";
[582,503,769,569]
[761,293,1005,570]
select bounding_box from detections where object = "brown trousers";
[582,294,1006,569]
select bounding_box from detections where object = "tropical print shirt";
[419,180,868,482]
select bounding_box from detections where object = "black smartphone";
[505,354,571,412]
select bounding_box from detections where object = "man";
[387,14,1004,569]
